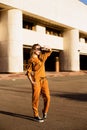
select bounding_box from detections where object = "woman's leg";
[32,82,41,117]
[41,78,50,114]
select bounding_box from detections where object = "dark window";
[23,20,36,30]
[46,27,63,37]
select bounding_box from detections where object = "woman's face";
[34,45,41,56]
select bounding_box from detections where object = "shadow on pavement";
[0,110,34,121]
[51,92,87,102]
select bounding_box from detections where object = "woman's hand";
[31,80,38,85]
[28,75,37,85]
[41,45,52,52]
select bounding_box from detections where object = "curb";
[0,71,87,80]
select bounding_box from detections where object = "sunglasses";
[35,47,41,51]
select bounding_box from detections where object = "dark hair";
[32,44,41,50]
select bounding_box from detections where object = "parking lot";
[0,72,87,130]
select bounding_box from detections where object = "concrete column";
[55,57,59,72]
[0,9,23,73]
[36,25,45,33]
[60,29,80,71]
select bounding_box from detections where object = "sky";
[80,0,87,5]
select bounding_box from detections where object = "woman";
[27,44,52,122]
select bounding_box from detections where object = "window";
[23,20,36,31]
[46,27,63,37]
[79,33,87,43]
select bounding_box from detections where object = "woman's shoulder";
[29,57,38,63]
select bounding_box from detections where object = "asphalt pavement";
[0,72,87,130]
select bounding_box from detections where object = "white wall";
[22,29,63,50]
[79,43,87,54]
[1,0,87,32]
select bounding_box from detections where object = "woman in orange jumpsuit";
[27,44,52,122]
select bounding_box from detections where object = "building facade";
[0,0,87,73]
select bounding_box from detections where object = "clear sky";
[80,0,87,5]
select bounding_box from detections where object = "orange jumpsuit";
[27,51,52,117]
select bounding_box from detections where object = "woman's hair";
[32,44,40,50]
[30,43,41,57]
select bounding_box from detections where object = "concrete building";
[0,0,87,73]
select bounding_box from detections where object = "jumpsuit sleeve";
[27,59,33,77]
[40,50,52,62]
